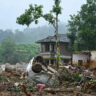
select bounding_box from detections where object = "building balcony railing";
[40,51,55,57]
[40,51,71,59]
[40,51,55,55]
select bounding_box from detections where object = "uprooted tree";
[16,0,62,69]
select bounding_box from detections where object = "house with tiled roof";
[36,34,71,65]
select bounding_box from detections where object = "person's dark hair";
[32,63,42,73]
[35,56,44,63]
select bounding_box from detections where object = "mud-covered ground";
[0,69,75,96]
[0,67,96,96]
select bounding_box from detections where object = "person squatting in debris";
[21,56,58,86]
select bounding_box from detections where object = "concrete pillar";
[49,59,51,65]
[40,45,42,52]
[50,44,52,52]
[43,44,45,52]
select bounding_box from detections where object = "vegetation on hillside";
[0,24,67,44]
[0,38,40,64]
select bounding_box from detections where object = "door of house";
[78,60,83,66]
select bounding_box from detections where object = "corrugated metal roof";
[36,34,70,43]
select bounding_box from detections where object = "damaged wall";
[72,51,96,69]
[90,51,96,68]
[72,53,89,67]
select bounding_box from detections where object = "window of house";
[64,43,68,49]
[78,60,83,66]
[44,59,49,65]
[45,59,49,65]
[51,44,54,52]
[45,44,49,52]
[51,60,54,64]
[41,45,43,52]
[63,59,69,63]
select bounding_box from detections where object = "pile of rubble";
[59,65,96,93]
[0,56,96,96]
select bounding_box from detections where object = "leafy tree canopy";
[16,4,43,26]
[0,38,40,63]
[16,0,62,69]
[68,0,96,51]
[0,38,18,63]
[16,0,62,28]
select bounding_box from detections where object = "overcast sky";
[0,0,86,30]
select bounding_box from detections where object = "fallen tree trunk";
[44,88,74,94]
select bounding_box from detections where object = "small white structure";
[72,51,96,68]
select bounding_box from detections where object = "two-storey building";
[36,34,71,65]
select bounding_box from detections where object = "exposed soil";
[0,68,96,96]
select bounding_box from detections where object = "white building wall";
[91,52,96,60]
[73,54,89,62]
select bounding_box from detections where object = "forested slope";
[0,23,68,44]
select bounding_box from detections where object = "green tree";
[16,0,62,69]
[68,0,96,51]
[0,38,20,64]
[16,43,40,62]
[16,4,43,26]
[43,0,62,69]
